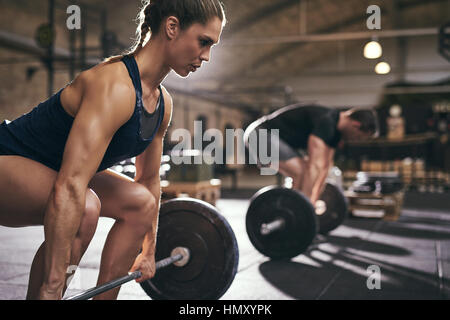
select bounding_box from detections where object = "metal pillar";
[47,0,55,97]
[80,5,87,70]
[69,28,77,80]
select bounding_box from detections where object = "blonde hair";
[104,0,226,63]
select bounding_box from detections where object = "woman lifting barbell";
[0,0,226,300]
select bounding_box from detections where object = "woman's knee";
[77,189,101,241]
[122,184,157,230]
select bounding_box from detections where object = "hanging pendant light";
[375,61,391,74]
[364,40,383,59]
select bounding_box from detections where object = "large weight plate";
[246,186,317,260]
[317,183,348,235]
[140,198,239,300]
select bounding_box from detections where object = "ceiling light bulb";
[375,61,391,74]
[364,41,382,59]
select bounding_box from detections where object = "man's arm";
[302,135,335,205]
[134,88,173,257]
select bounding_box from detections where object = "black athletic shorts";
[244,118,303,166]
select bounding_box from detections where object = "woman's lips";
[190,64,201,72]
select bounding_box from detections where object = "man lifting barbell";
[244,103,379,207]
[0,0,227,300]
[243,104,379,259]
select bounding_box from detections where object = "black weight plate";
[246,186,317,260]
[318,183,349,235]
[140,198,239,300]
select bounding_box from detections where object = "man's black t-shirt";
[261,104,342,149]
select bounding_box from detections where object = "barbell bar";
[259,200,328,236]
[260,218,285,236]
[65,247,190,300]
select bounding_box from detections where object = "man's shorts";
[244,119,304,167]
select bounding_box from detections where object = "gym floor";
[0,188,449,300]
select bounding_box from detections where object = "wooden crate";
[344,190,405,221]
[161,179,221,206]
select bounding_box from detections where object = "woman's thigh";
[0,155,98,228]
[0,156,57,227]
[89,169,153,221]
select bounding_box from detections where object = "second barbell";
[246,182,348,260]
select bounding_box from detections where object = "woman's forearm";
[140,180,161,257]
[40,182,86,297]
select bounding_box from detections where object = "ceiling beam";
[222,28,438,46]
[0,30,100,65]
[230,0,447,74]
[223,0,308,36]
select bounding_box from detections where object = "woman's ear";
[165,16,180,40]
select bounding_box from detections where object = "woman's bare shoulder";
[62,60,135,119]
[80,60,133,92]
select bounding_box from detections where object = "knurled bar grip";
[64,253,183,300]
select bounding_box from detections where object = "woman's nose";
[200,48,211,62]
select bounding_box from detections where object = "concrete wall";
[0,0,103,121]
[168,94,249,143]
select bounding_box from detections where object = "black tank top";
[261,104,341,149]
[0,55,165,172]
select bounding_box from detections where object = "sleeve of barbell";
[64,271,142,300]
[155,253,183,270]
[260,218,285,235]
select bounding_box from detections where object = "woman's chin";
[173,68,191,78]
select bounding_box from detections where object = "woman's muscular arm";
[40,71,134,299]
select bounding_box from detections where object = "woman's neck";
[134,37,172,91]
